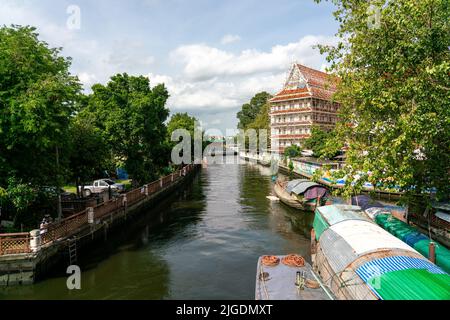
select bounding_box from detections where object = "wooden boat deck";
[255,255,334,300]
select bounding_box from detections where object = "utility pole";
[56,146,62,221]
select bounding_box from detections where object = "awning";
[285,179,309,193]
[291,181,322,195]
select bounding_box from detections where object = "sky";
[0,0,339,133]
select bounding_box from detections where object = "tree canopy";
[236,92,272,150]
[0,25,190,228]
[237,92,272,129]
[284,145,302,158]
[303,126,342,159]
[315,0,450,201]
[0,25,81,187]
[167,112,197,139]
[81,73,171,185]
[68,116,111,196]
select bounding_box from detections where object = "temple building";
[269,64,340,154]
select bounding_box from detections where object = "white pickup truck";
[79,179,125,197]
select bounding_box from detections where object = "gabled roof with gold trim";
[270,64,338,103]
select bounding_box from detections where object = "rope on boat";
[282,254,305,267]
[261,255,280,266]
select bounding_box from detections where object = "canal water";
[0,157,314,300]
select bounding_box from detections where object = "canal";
[0,157,314,300]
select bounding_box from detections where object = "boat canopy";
[285,179,309,193]
[290,181,324,195]
[313,205,371,240]
[313,205,450,300]
[355,255,450,300]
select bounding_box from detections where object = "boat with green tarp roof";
[311,205,450,300]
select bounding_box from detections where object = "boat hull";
[273,183,318,212]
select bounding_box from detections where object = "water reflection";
[1,157,313,300]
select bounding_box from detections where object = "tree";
[82,73,170,185]
[167,112,201,164]
[237,92,272,150]
[237,92,272,129]
[248,102,271,148]
[68,116,111,197]
[284,145,302,158]
[0,25,81,187]
[303,126,342,159]
[315,0,450,202]
[167,112,197,140]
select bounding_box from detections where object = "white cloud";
[0,0,334,130]
[0,1,156,91]
[155,34,334,124]
[171,35,337,81]
[220,34,241,45]
[148,71,285,115]
[78,72,98,88]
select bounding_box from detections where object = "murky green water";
[1,158,314,300]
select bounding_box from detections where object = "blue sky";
[1,0,339,132]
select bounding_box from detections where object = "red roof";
[270,64,338,102]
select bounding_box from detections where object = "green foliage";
[6,178,36,214]
[288,160,295,178]
[167,112,204,163]
[284,145,302,158]
[248,102,271,148]
[82,73,171,185]
[315,0,450,202]
[167,112,197,139]
[237,92,272,129]
[237,92,272,150]
[0,25,82,187]
[2,177,46,227]
[68,116,111,195]
[303,126,342,159]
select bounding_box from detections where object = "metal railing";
[0,233,31,255]
[0,164,195,256]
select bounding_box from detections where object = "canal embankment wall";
[0,164,200,286]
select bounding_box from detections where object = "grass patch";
[63,185,77,194]
[116,179,132,191]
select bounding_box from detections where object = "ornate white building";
[269,64,340,153]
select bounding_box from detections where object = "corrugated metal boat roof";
[329,220,418,256]
[319,228,359,273]
[316,205,370,226]
[291,181,323,195]
[286,179,310,193]
[355,256,450,300]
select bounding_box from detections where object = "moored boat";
[255,255,334,300]
[351,195,450,274]
[273,179,328,211]
[311,205,450,300]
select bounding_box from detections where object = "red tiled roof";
[270,92,311,102]
[309,87,335,101]
[275,88,309,96]
[270,64,339,102]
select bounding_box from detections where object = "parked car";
[79,179,125,197]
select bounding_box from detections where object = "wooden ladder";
[68,237,77,265]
